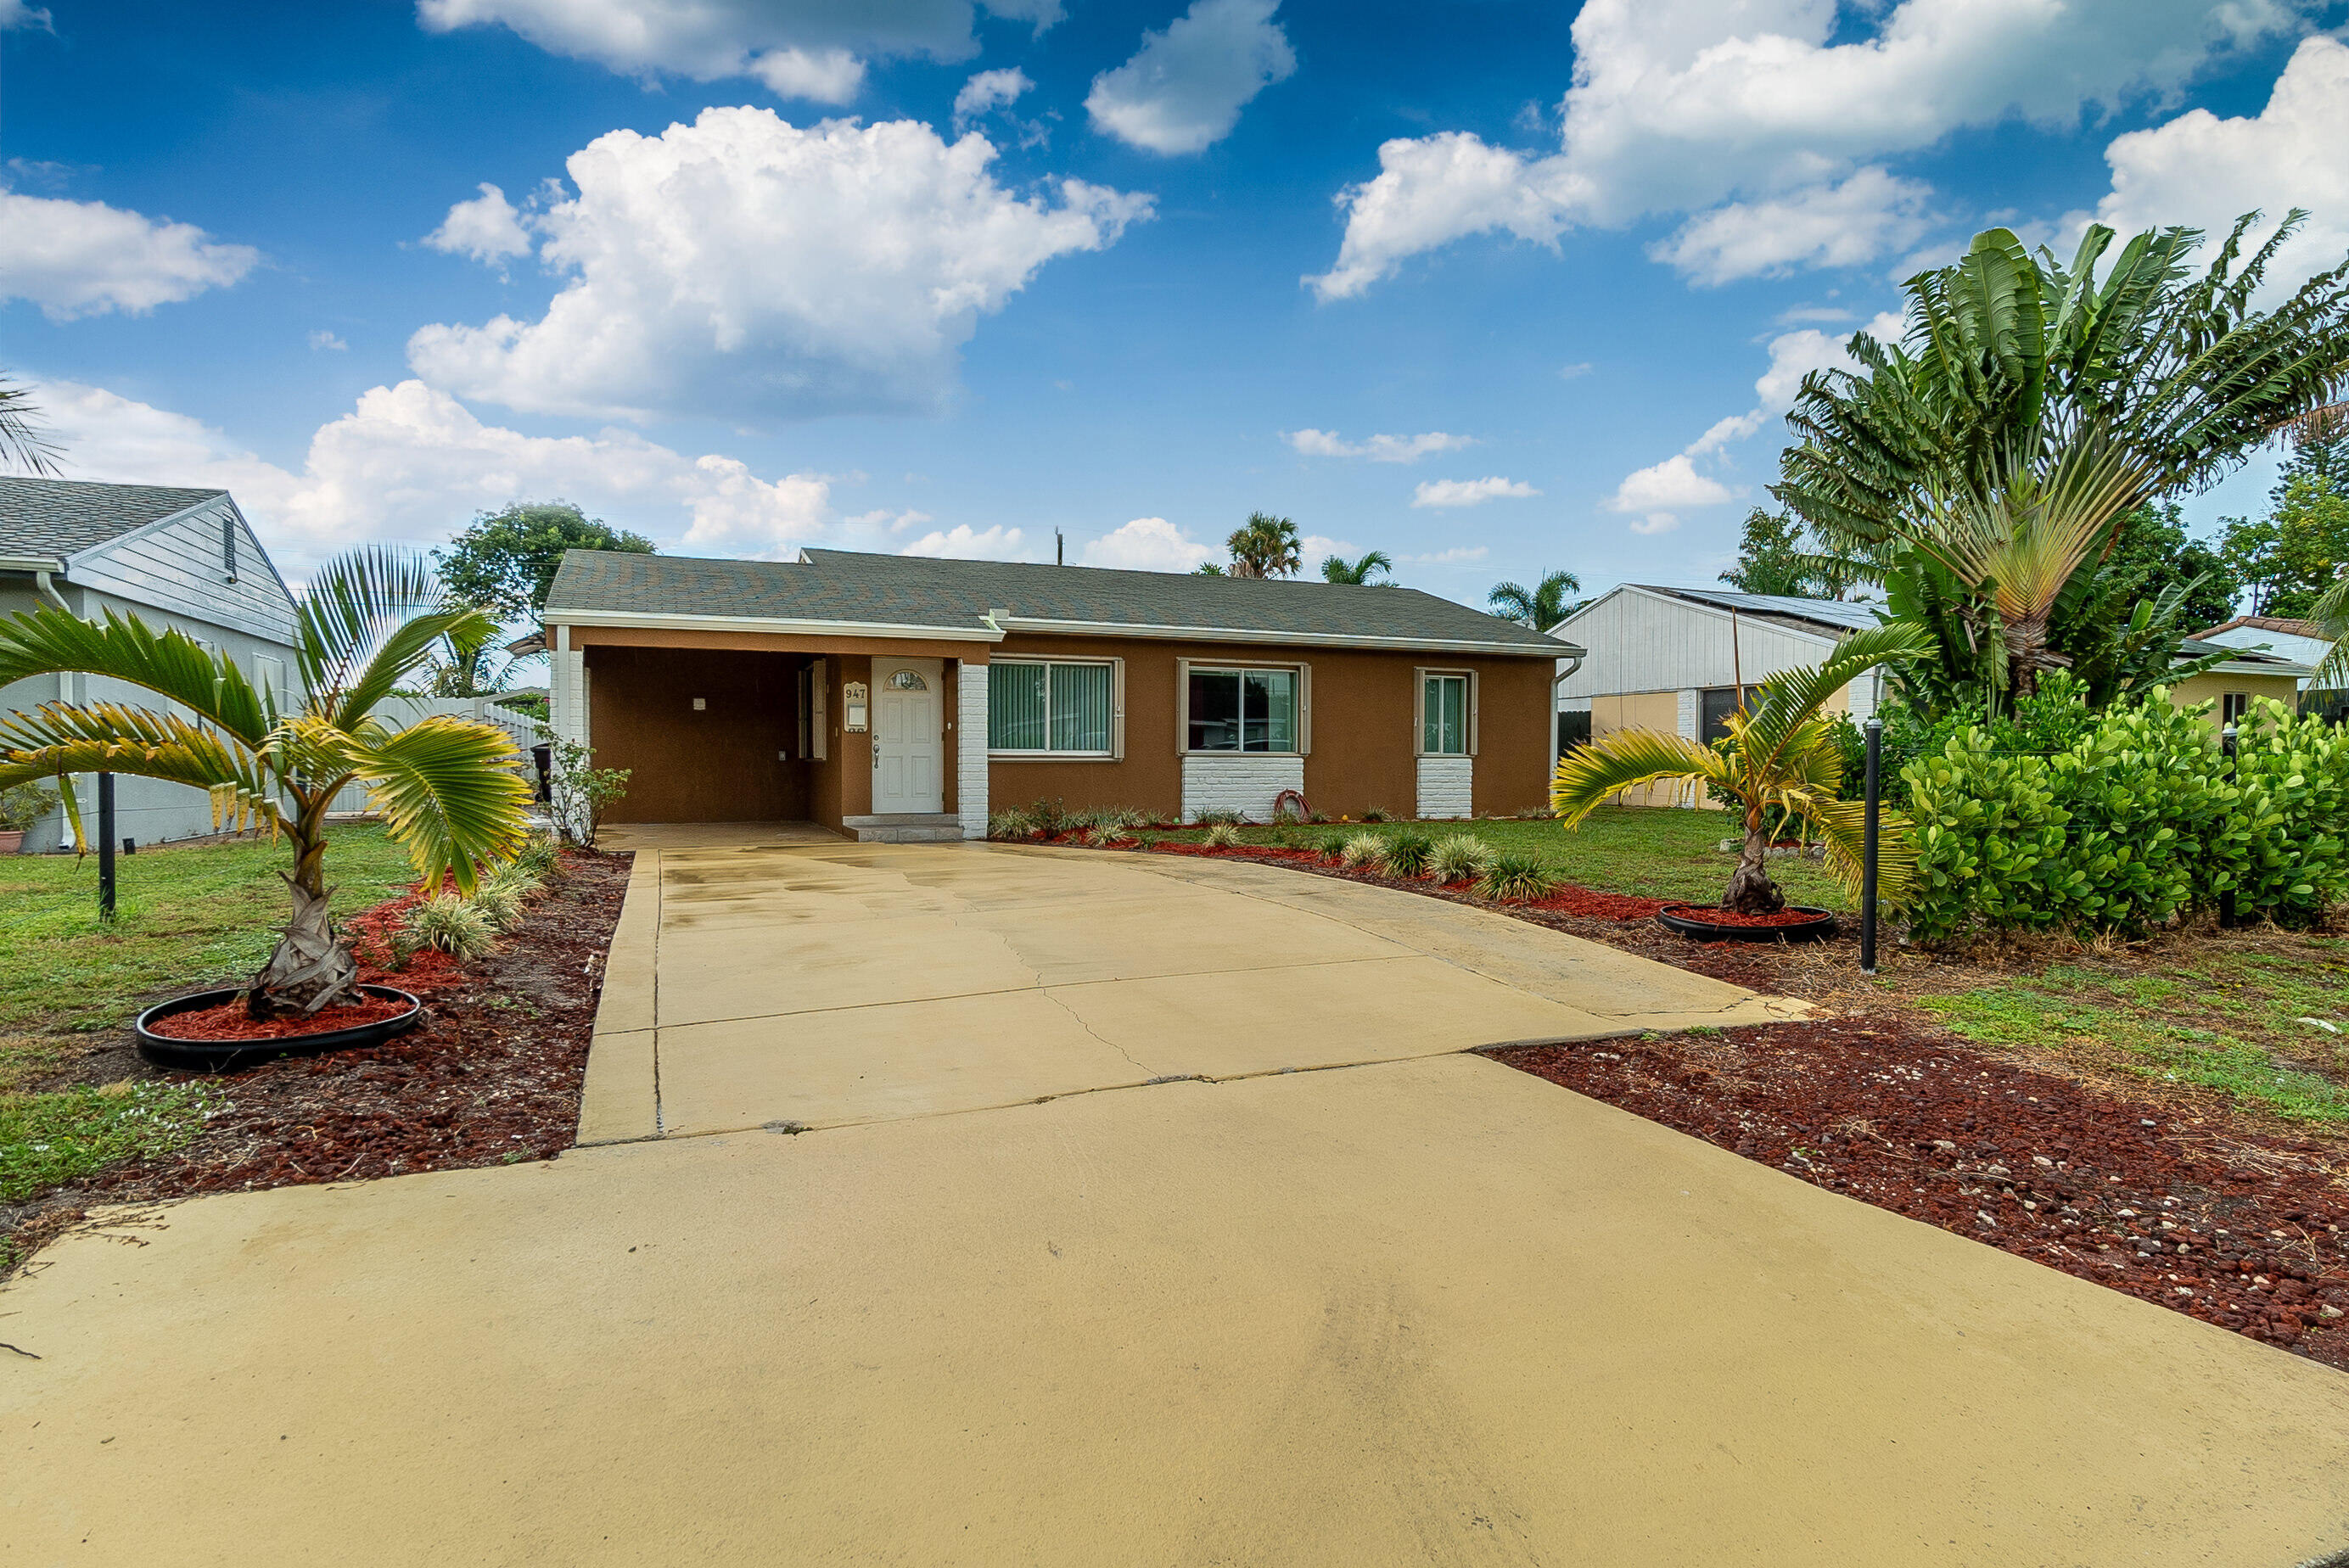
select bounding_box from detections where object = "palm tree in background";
[1488,569,1582,630]
[1320,550,1393,585]
[1226,512,1303,579]
[0,374,60,475]
[0,549,533,1017]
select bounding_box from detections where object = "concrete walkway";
[579,840,1808,1142]
[5,842,2348,1565]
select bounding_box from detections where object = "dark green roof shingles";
[547,548,1574,653]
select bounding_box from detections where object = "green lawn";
[1918,947,2349,1124]
[0,825,417,1086]
[1139,806,1852,910]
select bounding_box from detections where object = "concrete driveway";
[5,840,2348,1565]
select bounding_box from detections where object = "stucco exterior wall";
[1589,691,1699,809]
[2169,670,2303,722]
[582,645,806,824]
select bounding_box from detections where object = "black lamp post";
[1860,716,1882,974]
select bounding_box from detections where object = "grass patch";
[0,825,416,1040]
[1919,954,2349,1124]
[0,1081,218,1201]
[1146,807,1851,909]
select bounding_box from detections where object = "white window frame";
[1414,667,1477,758]
[987,656,1124,759]
[1178,660,1306,757]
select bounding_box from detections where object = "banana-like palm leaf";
[1550,730,1730,823]
[0,606,273,744]
[355,715,532,893]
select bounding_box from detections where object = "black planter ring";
[134,984,423,1071]
[1657,904,1839,944]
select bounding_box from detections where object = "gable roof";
[0,478,230,562]
[547,548,1578,656]
[2198,614,2323,640]
[1629,584,1885,637]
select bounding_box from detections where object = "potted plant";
[1549,624,1928,942]
[0,548,534,1064]
[0,780,57,854]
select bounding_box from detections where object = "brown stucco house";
[541,548,1584,840]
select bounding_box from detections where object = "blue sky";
[4,1,2346,608]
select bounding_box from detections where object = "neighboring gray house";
[0,479,301,852]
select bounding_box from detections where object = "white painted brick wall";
[1416,756,1473,820]
[1676,687,1699,741]
[957,662,989,839]
[1180,754,1304,822]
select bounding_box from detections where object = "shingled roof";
[0,478,229,561]
[546,547,1575,654]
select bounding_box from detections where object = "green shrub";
[1903,688,2349,942]
[402,893,498,959]
[1382,830,1434,877]
[514,834,563,878]
[987,807,1034,841]
[1360,806,1391,824]
[1190,808,1245,827]
[1427,833,1493,884]
[1338,831,1387,868]
[1203,822,1245,848]
[1474,850,1560,902]
[0,781,59,833]
[1023,798,1069,837]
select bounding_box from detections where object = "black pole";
[1860,716,1881,974]
[98,771,116,922]
[2220,724,2239,930]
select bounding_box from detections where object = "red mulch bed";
[2,849,632,1273]
[1493,1022,2349,1368]
[145,994,415,1040]
[1660,904,1825,928]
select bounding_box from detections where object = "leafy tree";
[1487,568,1582,630]
[2218,428,2349,616]
[434,501,654,622]
[415,621,516,698]
[0,373,58,475]
[1550,624,1931,913]
[1225,512,1302,579]
[0,551,532,1016]
[1718,509,1868,598]
[2093,500,2237,630]
[1320,550,1394,585]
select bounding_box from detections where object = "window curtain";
[990,663,1047,749]
[1051,664,1112,752]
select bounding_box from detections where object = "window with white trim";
[1420,672,1470,755]
[989,658,1114,754]
[1186,666,1297,753]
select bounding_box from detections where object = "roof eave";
[995,615,1579,658]
[543,606,1005,643]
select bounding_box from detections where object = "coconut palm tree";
[1487,569,1582,630]
[0,548,533,1017]
[1320,550,1393,585]
[1226,512,1302,579]
[1550,623,1931,914]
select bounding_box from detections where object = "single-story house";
[541,548,1583,838]
[1553,584,2314,807]
[0,479,301,851]
[2195,614,2336,693]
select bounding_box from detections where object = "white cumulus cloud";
[1310,0,2303,296]
[424,182,535,266]
[955,67,1033,127]
[1086,0,1296,155]
[0,191,258,320]
[1607,455,1730,516]
[1410,476,1540,509]
[1284,428,1474,462]
[406,109,1153,423]
[900,523,1029,559]
[2088,34,2349,304]
[1081,517,1220,572]
[414,0,1063,102]
[30,377,838,572]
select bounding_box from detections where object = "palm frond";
[1732,622,1934,770]
[355,716,532,893]
[2309,571,2349,687]
[1550,730,1727,823]
[0,702,283,846]
[1807,798,1918,910]
[0,606,271,744]
[297,547,471,724]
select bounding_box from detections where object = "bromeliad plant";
[0,549,534,1018]
[1550,624,1931,915]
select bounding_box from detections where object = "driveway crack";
[1040,987,1154,1077]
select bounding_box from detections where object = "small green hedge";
[1903,692,2349,943]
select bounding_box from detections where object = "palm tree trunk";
[245,794,363,1018]
[1722,806,1786,915]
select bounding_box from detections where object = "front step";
[842,813,966,844]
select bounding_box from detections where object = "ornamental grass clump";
[1474,850,1561,902]
[987,806,1034,841]
[1338,831,1387,868]
[402,893,499,960]
[1381,830,1434,878]
[1203,822,1245,848]
[1427,833,1494,885]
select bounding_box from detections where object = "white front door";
[872,658,945,814]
